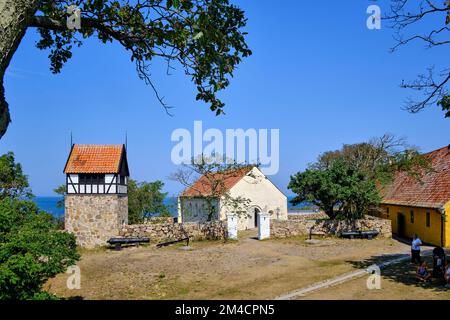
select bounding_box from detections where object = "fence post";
[258,212,270,240]
[227,213,238,240]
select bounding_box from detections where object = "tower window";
[79,174,105,184]
[410,210,414,224]
[426,211,430,227]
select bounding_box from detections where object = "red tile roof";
[181,167,253,197]
[64,144,125,174]
[381,146,450,209]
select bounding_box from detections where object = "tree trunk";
[0,0,39,139]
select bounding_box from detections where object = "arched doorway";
[247,206,261,229]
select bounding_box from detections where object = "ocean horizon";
[34,196,311,218]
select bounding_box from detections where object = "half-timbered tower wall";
[63,144,129,247]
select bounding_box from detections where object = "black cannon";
[340,230,379,240]
[107,237,150,250]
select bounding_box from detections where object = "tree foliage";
[0,152,32,200]
[31,0,252,115]
[288,135,430,220]
[315,134,431,185]
[0,152,79,300]
[288,160,380,220]
[437,94,450,117]
[128,179,171,224]
[53,184,65,209]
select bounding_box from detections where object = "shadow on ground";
[347,253,449,293]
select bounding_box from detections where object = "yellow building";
[379,146,450,248]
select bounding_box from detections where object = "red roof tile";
[181,167,253,197]
[381,146,450,208]
[64,144,125,174]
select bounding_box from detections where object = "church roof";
[381,145,450,209]
[181,166,254,197]
[64,144,127,174]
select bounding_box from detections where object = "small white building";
[178,166,288,230]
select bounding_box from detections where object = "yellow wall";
[379,204,448,247]
[445,201,450,248]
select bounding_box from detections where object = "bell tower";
[63,144,129,248]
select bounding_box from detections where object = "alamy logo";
[66,265,81,290]
[366,264,381,290]
[366,4,381,30]
[67,5,81,30]
[171,121,280,175]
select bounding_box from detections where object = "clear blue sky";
[1,0,448,196]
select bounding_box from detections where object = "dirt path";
[276,248,436,300]
[297,253,450,300]
[45,236,443,300]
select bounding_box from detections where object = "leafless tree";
[169,154,253,222]
[384,0,450,116]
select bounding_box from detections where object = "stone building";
[64,144,129,248]
[178,166,288,230]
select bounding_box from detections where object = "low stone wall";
[143,217,175,224]
[272,215,392,238]
[120,221,227,242]
[288,212,329,221]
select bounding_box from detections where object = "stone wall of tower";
[65,194,128,248]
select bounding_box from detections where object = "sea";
[34,196,311,218]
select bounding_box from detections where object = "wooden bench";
[308,229,326,240]
[107,237,150,250]
[156,237,190,248]
[340,230,379,240]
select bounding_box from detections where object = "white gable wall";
[220,167,288,230]
[178,167,287,230]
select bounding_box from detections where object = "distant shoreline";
[33,196,314,218]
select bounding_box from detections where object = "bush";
[0,198,79,299]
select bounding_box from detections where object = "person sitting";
[416,262,431,283]
[444,262,450,288]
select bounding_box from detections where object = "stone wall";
[287,212,329,221]
[272,215,392,238]
[119,221,228,242]
[65,194,128,248]
[143,217,175,224]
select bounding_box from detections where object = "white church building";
[178,166,288,230]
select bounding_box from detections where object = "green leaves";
[289,135,431,220]
[0,197,79,300]
[167,0,180,9]
[0,152,32,200]
[128,179,171,224]
[288,160,380,220]
[34,0,251,115]
[437,95,450,117]
[0,153,79,300]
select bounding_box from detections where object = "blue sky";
[1,0,449,196]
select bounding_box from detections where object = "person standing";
[411,234,422,264]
